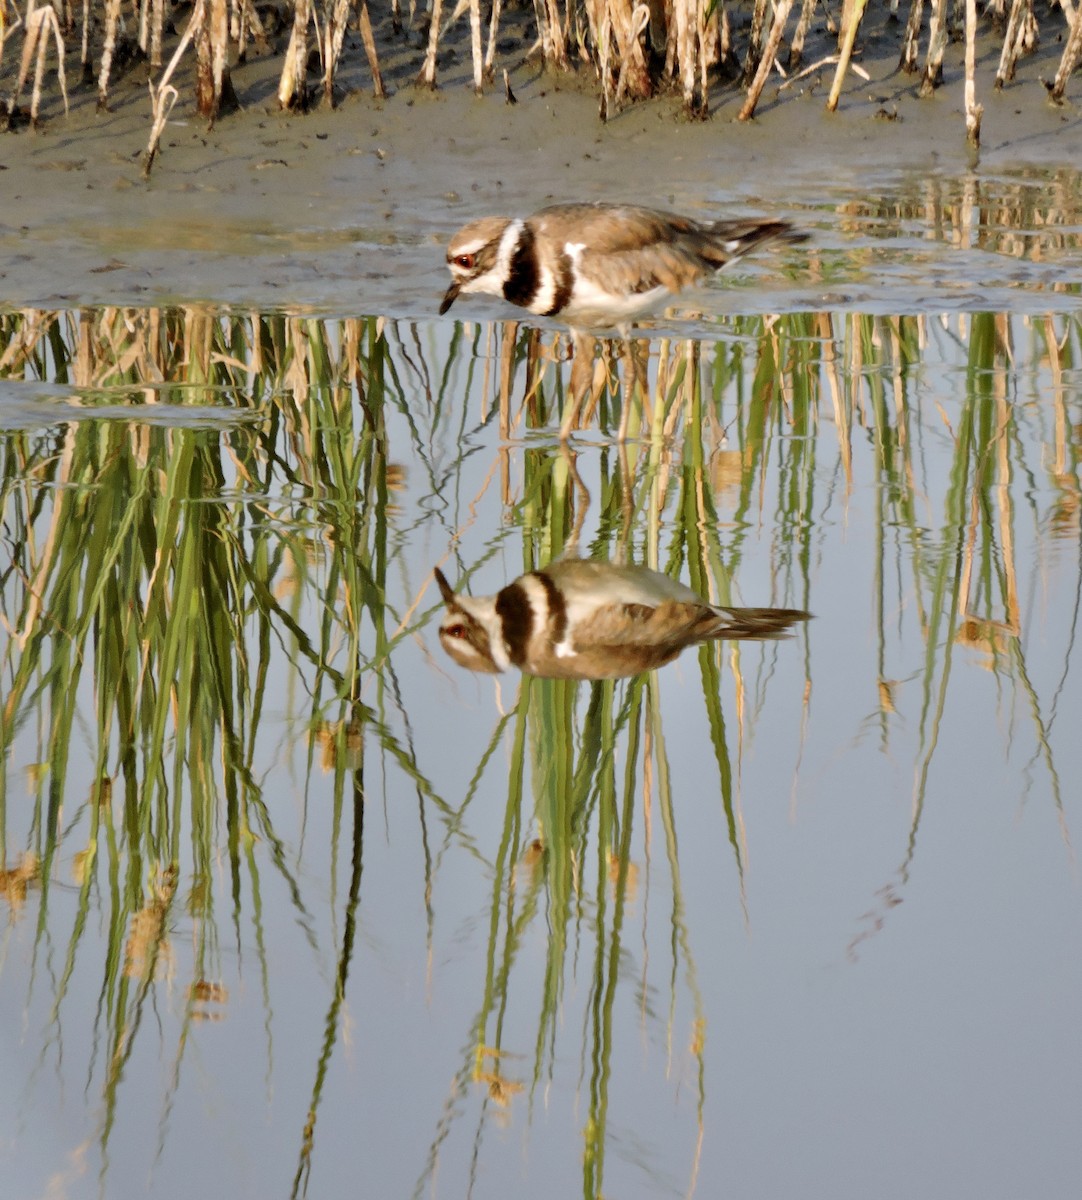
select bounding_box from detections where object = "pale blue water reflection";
[0,296,1080,1200]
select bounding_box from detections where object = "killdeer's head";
[440,217,523,315]
[434,567,507,674]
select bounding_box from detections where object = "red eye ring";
[453,253,475,269]
[445,623,467,640]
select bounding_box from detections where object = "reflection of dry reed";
[313,715,365,773]
[472,1046,524,1108]
[835,170,1082,277]
[189,978,229,1021]
[0,852,40,913]
[123,865,177,982]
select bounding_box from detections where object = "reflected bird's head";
[434,566,507,674]
[434,559,810,681]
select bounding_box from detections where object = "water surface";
[1,171,1081,1200]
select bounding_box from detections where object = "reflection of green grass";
[0,306,441,1181]
[1,303,1080,1197]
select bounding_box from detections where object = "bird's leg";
[561,329,597,439]
[617,329,649,442]
[564,446,590,554]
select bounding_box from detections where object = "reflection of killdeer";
[434,558,810,681]
[439,202,806,329]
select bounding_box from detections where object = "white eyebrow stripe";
[495,219,526,278]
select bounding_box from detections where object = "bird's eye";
[445,623,468,640]
[453,253,475,270]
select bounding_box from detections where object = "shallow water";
[2,171,1082,1200]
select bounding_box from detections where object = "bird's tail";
[702,219,808,268]
[712,606,812,640]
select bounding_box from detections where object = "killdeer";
[434,558,810,681]
[439,202,806,328]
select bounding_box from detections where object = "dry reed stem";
[358,2,385,98]
[278,0,310,107]
[609,0,652,104]
[826,0,865,111]
[742,0,768,85]
[418,0,442,86]
[11,2,67,125]
[738,0,793,119]
[194,0,233,119]
[674,0,695,110]
[150,0,165,66]
[96,0,121,107]
[963,0,982,144]
[700,4,717,105]
[611,1,651,108]
[78,0,90,79]
[1051,4,1082,101]
[469,0,483,91]
[920,0,948,95]
[899,0,924,71]
[540,0,570,70]
[995,0,1036,86]
[596,3,612,118]
[0,1,18,78]
[789,0,817,68]
[779,54,868,89]
[484,0,503,79]
[322,0,351,106]
[144,0,205,176]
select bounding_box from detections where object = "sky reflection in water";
[1,181,1082,1200]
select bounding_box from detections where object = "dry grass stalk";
[144,0,206,176]
[738,0,794,120]
[78,0,91,81]
[673,0,697,112]
[321,0,351,106]
[522,0,567,71]
[469,0,483,91]
[150,0,165,66]
[609,0,652,105]
[1050,4,1082,102]
[899,0,924,71]
[96,0,122,108]
[484,0,504,80]
[278,0,311,107]
[699,4,717,103]
[596,3,613,118]
[994,0,1037,86]
[789,0,817,69]
[232,0,267,63]
[741,0,769,86]
[195,0,235,120]
[0,0,21,81]
[826,0,865,111]
[143,83,179,177]
[920,0,948,95]
[9,1,68,126]
[418,0,443,86]
[964,0,982,143]
[358,2,385,98]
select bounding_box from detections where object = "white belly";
[559,280,671,328]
